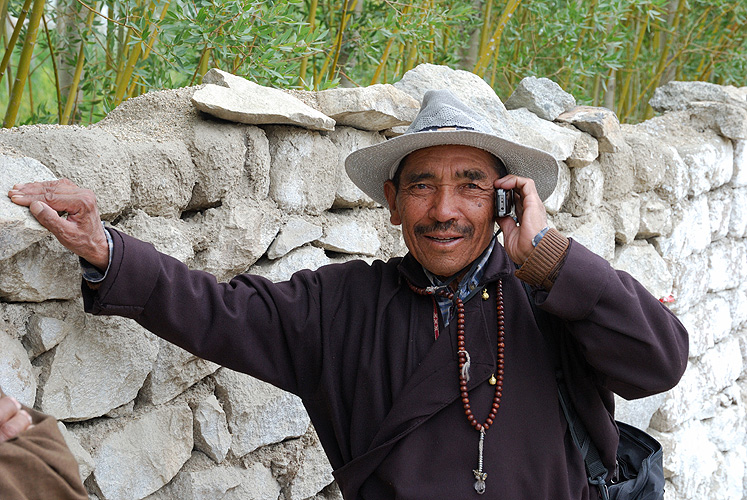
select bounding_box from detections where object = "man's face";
[384,145,500,278]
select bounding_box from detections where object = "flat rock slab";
[194,69,335,131]
[290,84,419,131]
[0,154,56,261]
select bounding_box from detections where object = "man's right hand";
[0,391,33,443]
[7,179,109,270]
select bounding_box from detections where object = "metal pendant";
[473,429,487,494]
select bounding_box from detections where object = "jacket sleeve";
[534,239,689,400]
[0,407,88,500]
[81,228,326,397]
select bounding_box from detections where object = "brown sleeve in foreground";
[0,407,87,500]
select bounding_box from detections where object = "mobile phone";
[495,188,514,218]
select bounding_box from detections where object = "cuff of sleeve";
[81,225,113,289]
[514,228,569,290]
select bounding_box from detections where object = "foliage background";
[1,0,745,127]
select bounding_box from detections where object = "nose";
[429,187,460,222]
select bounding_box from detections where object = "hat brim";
[345,129,559,206]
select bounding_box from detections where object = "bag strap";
[519,281,611,500]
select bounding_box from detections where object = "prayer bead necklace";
[407,279,505,495]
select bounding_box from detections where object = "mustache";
[414,220,474,237]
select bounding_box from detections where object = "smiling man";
[8,89,688,499]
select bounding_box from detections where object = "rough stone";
[652,338,742,431]
[653,419,722,498]
[0,325,36,407]
[116,210,195,264]
[194,69,335,131]
[620,125,670,192]
[0,125,132,218]
[556,105,625,153]
[142,338,220,405]
[612,241,673,300]
[193,394,232,464]
[652,195,711,260]
[148,454,280,500]
[507,107,581,161]
[268,217,324,260]
[57,422,95,483]
[251,246,334,283]
[665,251,709,316]
[542,161,571,215]
[90,403,193,500]
[213,368,310,457]
[294,84,419,131]
[733,140,747,187]
[287,434,335,500]
[127,139,197,218]
[649,81,747,113]
[689,102,747,140]
[0,236,80,302]
[328,127,385,208]
[562,161,604,216]
[637,191,672,239]
[708,187,733,242]
[25,313,77,358]
[187,197,281,282]
[597,144,635,200]
[614,392,667,430]
[0,154,57,260]
[316,211,381,256]
[185,121,258,210]
[717,287,747,331]
[638,112,733,197]
[561,126,599,168]
[605,195,641,245]
[680,292,733,357]
[729,187,747,238]
[266,126,338,215]
[552,211,615,261]
[38,315,159,421]
[707,238,747,293]
[504,76,576,121]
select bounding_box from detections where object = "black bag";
[521,281,666,500]
[557,373,665,500]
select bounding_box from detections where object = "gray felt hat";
[345,89,559,205]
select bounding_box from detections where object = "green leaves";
[0,0,745,126]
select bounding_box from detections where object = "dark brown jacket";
[83,229,688,499]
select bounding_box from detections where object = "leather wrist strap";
[514,228,569,290]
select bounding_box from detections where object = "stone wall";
[0,64,745,500]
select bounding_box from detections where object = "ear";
[383,180,402,226]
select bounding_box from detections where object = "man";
[8,90,688,499]
[0,388,88,500]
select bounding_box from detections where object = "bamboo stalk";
[0,0,33,86]
[60,4,95,124]
[328,0,353,81]
[559,0,597,89]
[618,10,648,118]
[0,0,8,42]
[3,0,45,128]
[473,0,522,77]
[41,11,62,121]
[299,0,318,87]
[478,0,493,54]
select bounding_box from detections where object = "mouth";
[424,234,463,243]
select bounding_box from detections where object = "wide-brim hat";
[345,89,559,205]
